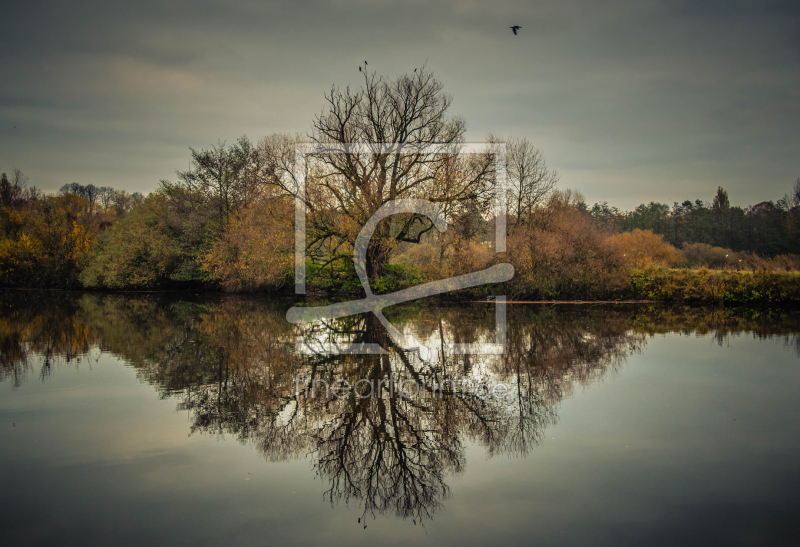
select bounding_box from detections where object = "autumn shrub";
[506,203,628,299]
[393,242,442,280]
[736,252,800,272]
[628,267,800,304]
[607,229,679,268]
[201,197,294,291]
[444,238,495,277]
[674,242,800,272]
[680,243,736,269]
[390,236,495,288]
[371,263,425,294]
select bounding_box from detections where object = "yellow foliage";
[0,193,111,286]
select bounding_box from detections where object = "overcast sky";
[1,0,798,208]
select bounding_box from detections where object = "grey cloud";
[0,0,798,207]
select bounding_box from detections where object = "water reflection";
[2,292,800,523]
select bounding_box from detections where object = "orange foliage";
[202,197,294,291]
[506,203,628,298]
[607,229,679,268]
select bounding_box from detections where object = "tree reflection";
[2,294,800,522]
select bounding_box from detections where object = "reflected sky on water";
[1,293,799,546]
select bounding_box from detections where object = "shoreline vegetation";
[2,70,800,306]
[3,266,800,306]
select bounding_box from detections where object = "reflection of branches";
[0,293,93,387]
[5,294,800,522]
[314,393,462,522]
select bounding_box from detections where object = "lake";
[1,292,799,546]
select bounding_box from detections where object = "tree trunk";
[365,223,390,280]
[366,240,388,279]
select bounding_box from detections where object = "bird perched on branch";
[510,25,521,35]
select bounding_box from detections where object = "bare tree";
[308,68,494,278]
[109,189,144,214]
[255,133,307,198]
[1,168,28,208]
[165,136,265,225]
[490,136,559,222]
[98,187,115,210]
[10,168,28,190]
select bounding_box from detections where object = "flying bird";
[510,25,521,35]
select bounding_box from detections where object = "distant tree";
[109,189,144,215]
[711,187,731,247]
[488,135,558,222]
[0,168,44,241]
[621,202,671,235]
[589,201,624,232]
[0,171,24,209]
[747,201,786,255]
[98,187,115,209]
[59,182,83,196]
[163,136,265,227]
[83,184,99,205]
[793,177,800,208]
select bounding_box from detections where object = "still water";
[1,293,799,546]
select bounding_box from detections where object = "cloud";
[0,0,798,206]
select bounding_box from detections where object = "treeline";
[1,136,292,290]
[58,182,144,213]
[590,183,800,257]
[3,157,800,303]
[0,170,143,287]
[2,68,800,303]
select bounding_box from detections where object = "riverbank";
[5,266,800,306]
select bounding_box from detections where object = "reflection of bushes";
[0,292,94,386]
[3,293,800,520]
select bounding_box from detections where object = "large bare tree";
[307,69,494,279]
